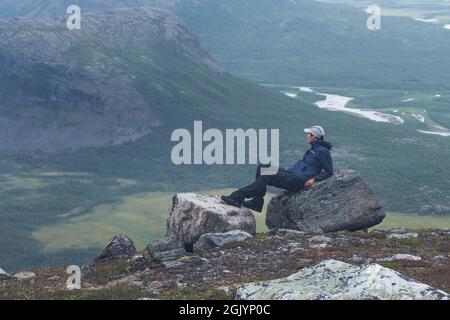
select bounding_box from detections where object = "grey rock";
[47,275,60,281]
[389,227,408,234]
[434,255,448,261]
[95,235,137,262]
[162,260,185,269]
[378,254,422,262]
[268,228,307,238]
[194,230,253,252]
[307,235,333,244]
[266,170,385,233]
[146,236,187,262]
[130,255,146,270]
[80,265,95,278]
[0,268,11,280]
[236,260,450,300]
[310,243,330,249]
[13,271,36,281]
[387,232,419,240]
[146,236,185,255]
[154,248,188,262]
[106,275,144,289]
[167,193,256,248]
[351,255,366,263]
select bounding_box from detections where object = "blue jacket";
[288,140,333,182]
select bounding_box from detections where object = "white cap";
[304,125,325,139]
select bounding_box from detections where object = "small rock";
[146,236,188,262]
[95,235,136,262]
[268,228,307,238]
[289,247,306,254]
[48,275,60,281]
[129,254,147,271]
[131,255,144,263]
[310,243,330,249]
[190,256,212,271]
[387,233,419,240]
[351,255,366,263]
[194,230,253,252]
[13,271,36,281]
[146,236,185,254]
[433,255,448,261]
[80,265,95,278]
[154,248,188,262]
[218,286,231,295]
[130,255,146,269]
[0,268,11,280]
[106,275,144,288]
[389,227,408,234]
[162,260,185,269]
[357,251,371,259]
[379,254,422,262]
[308,235,333,244]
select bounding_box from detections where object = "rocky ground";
[1,178,448,300]
[1,228,449,300]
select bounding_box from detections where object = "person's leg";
[267,169,305,193]
[221,166,304,209]
[222,164,274,208]
[229,175,270,202]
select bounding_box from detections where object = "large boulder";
[166,193,256,248]
[236,260,450,300]
[95,235,137,262]
[266,170,385,232]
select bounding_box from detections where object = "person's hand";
[304,178,316,188]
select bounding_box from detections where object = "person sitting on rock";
[221,125,333,212]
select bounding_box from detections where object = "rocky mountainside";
[1,228,448,300]
[1,176,449,300]
[0,7,225,151]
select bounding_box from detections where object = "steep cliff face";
[0,7,222,151]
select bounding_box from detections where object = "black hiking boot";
[220,195,242,209]
[242,197,264,213]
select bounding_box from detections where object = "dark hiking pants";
[230,164,305,202]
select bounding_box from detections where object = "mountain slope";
[159,0,450,91]
[3,0,450,90]
[0,7,361,271]
[0,7,225,151]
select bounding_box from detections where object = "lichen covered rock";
[236,260,450,300]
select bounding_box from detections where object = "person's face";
[306,132,316,143]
